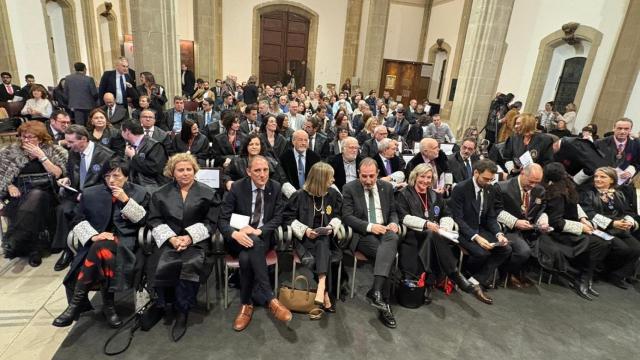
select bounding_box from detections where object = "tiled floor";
[0,255,75,360]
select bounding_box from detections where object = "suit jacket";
[98,70,138,104]
[210,132,246,167]
[65,142,115,195]
[239,119,260,135]
[218,177,285,244]
[404,150,450,180]
[360,138,379,159]
[374,154,406,178]
[280,149,321,189]
[449,178,501,243]
[170,134,210,165]
[162,108,191,132]
[342,180,399,250]
[595,136,640,172]
[495,176,545,230]
[148,126,172,154]
[129,136,168,189]
[45,122,65,145]
[181,70,196,97]
[0,84,21,102]
[309,132,330,159]
[384,117,410,139]
[260,133,289,159]
[64,72,98,110]
[502,133,554,170]
[447,152,479,184]
[328,154,362,191]
[102,104,129,127]
[554,137,608,176]
[89,127,126,158]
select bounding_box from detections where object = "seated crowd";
[1,60,640,343]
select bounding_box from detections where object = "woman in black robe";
[87,108,126,158]
[259,113,289,159]
[579,167,640,289]
[396,163,492,305]
[148,153,219,341]
[284,162,343,314]
[53,159,149,328]
[210,111,246,168]
[543,162,610,300]
[169,118,210,166]
[221,133,286,191]
[503,113,554,176]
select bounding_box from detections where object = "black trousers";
[459,229,512,284]
[399,230,459,278]
[5,188,54,256]
[227,235,274,306]
[606,232,640,279]
[300,235,331,275]
[52,198,77,251]
[72,109,90,126]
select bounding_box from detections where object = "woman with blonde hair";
[502,113,554,174]
[284,162,343,315]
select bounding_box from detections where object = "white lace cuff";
[403,215,426,232]
[328,217,342,236]
[592,214,612,230]
[121,198,146,223]
[72,220,98,246]
[497,210,518,230]
[577,204,588,220]
[185,222,210,244]
[562,220,583,235]
[291,219,309,240]
[624,215,639,230]
[152,224,177,247]
[536,213,549,226]
[439,217,455,232]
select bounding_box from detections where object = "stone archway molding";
[44,0,81,79]
[524,24,603,113]
[97,2,121,69]
[427,39,451,104]
[252,1,319,88]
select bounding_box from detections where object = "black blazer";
[449,178,501,243]
[170,134,210,165]
[447,152,479,184]
[65,142,115,194]
[495,176,545,225]
[374,154,406,178]
[98,70,138,104]
[181,70,196,97]
[554,137,608,176]
[502,133,554,170]
[384,117,410,139]
[102,105,129,127]
[239,119,260,134]
[129,136,168,189]
[210,132,246,167]
[280,149,321,189]
[218,177,285,244]
[404,150,450,180]
[579,187,634,226]
[260,132,289,159]
[90,127,126,158]
[0,84,21,102]
[148,126,173,154]
[309,132,330,159]
[328,154,362,191]
[360,138,379,159]
[45,122,65,145]
[342,180,399,251]
[284,187,343,229]
[595,136,640,171]
[161,109,191,132]
[396,186,450,226]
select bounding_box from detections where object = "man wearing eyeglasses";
[46,110,72,147]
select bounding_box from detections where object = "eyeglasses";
[20,134,37,140]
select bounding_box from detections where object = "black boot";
[102,290,123,328]
[52,283,89,327]
[172,311,188,342]
[450,272,474,293]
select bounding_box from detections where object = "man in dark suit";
[374,138,406,185]
[448,137,479,184]
[303,117,329,159]
[343,158,400,328]
[46,110,71,146]
[0,72,21,102]
[595,118,640,184]
[239,104,260,134]
[328,137,362,191]
[162,96,191,133]
[197,97,221,137]
[120,119,168,192]
[139,108,172,153]
[257,100,270,126]
[384,108,410,139]
[218,155,292,331]
[361,125,388,158]
[405,138,450,191]
[450,159,512,290]
[53,125,115,271]
[102,93,128,128]
[495,163,549,288]
[64,62,98,125]
[280,130,321,190]
[98,57,138,106]
[551,135,609,186]
[180,64,196,97]
[18,74,35,99]
[406,114,432,150]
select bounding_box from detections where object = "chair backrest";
[0,101,25,117]
[183,100,199,112]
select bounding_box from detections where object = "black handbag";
[103,299,161,356]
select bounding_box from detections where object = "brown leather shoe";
[268,299,292,324]
[471,285,493,305]
[233,304,254,331]
[508,274,523,289]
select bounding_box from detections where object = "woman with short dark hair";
[210,111,246,167]
[222,133,285,190]
[87,108,125,157]
[170,119,210,166]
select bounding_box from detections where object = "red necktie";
[522,191,530,216]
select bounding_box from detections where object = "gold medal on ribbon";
[326,205,332,215]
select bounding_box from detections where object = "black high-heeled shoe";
[323,293,336,313]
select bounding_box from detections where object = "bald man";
[101,92,129,128]
[280,130,321,190]
[495,163,550,288]
[404,138,450,190]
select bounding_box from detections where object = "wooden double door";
[259,10,309,88]
[379,59,430,106]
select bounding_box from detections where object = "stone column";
[120,0,131,35]
[359,0,390,93]
[592,0,640,130]
[416,0,434,62]
[339,0,363,84]
[441,0,472,119]
[80,0,103,78]
[194,0,223,82]
[131,0,180,99]
[448,0,514,138]
[0,0,18,80]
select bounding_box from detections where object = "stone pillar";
[80,0,103,78]
[0,0,18,80]
[194,0,223,82]
[441,0,472,119]
[120,0,131,35]
[339,0,363,85]
[359,0,390,93]
[416,0,434,62]
[130,0,180,99]
[592,0,640,130]
[448,0,514,138]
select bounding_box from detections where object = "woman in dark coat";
[222,133,286,190]
[170,118,210,166]
[148,153,219,341]
[579,167,640,289]
[53,159,149,328]
[87,108,126,158]
[503,113,554,175]
[284,162,343,314]
[210,110,246,168]
[543,162,610,300]
[259,113,289,159]
[396,163,492,305]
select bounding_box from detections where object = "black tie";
[465,160,472,179]
[477,189,483,222]
[251,188,263,228]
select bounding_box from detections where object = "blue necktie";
[297,153,305,188]
[465,160,472,179]
[79,153,88,189]
[385,159,392,176]
[119,75,126,104]
[206,112,211,125]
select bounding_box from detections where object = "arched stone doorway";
[98,3,121,71]
[43,0,81,81]
[252,1,318,88]
[427,39,451,105]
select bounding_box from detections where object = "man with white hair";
[280,130,321,191]
[405,138,450,191]
[374,138,406,186]
[361,125,389,158]
[328,137,362,191]
[287,101,306,131]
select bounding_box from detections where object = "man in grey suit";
[342,158,400,328]
[102,93,128,128]
[64,62,98,126]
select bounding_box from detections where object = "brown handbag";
[278,275,318,314]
